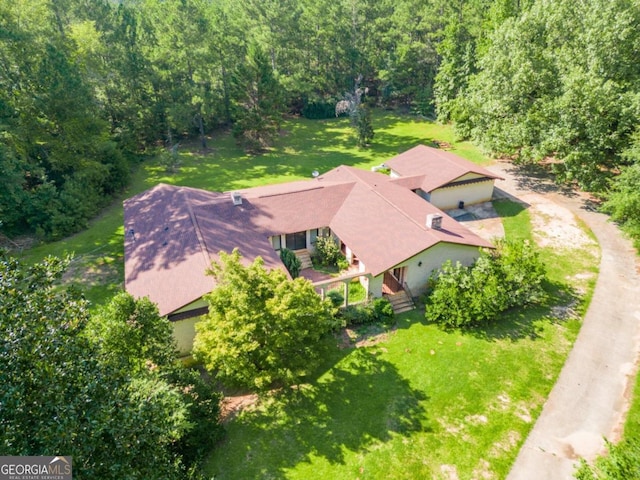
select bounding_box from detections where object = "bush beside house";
[425,239,546,328]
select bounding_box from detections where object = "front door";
[392,266,406,284]
[286,231,307,250]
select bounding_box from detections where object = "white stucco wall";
[173,316,201,357]
[368,272,384,297]
[429,179,495,210]
[370,242,483,297]
[170,298,208,356]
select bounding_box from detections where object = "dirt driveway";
[486,161,640,480]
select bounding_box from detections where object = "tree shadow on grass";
[502,162,580,198]
[208,348,430,479]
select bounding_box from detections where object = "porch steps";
[295,250,313,270]
[386,290,415,314]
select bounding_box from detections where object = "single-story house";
[124,145,502,355]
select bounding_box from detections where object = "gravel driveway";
[486,161,640,480]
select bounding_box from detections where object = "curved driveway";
[487,162,640,479]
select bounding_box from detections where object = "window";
[309,228,319,246]
[271,235,281,251]
[286,231,307,250]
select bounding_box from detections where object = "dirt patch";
[220,393,259,424]
[61,254,121,289]
[465,414,488,425]
[440,464,460,480]
[472,459,495,480]
[490,431,521,457]
[528,199,597,250]
[0,233,36,251]
[337,324,395,349]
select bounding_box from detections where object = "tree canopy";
[0,252,222,478]
[193,249,336,393]
[446,0,640,191]
[3,0,640,243]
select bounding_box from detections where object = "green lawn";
[205,314,582,479]
[17,111,599,478]
[18,111,481,308]
[203,199,597,479]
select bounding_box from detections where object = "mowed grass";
[206,311,579,479]
[19,111,476,307]
[18,111,599,478]
[203,200,597,479]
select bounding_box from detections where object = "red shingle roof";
[124,149,494,316]
[386,144,503,192]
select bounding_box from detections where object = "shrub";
[327,290,344,308]
[280,248,302,278]
[313,235,343,267]
[341,304,374,326]
[371,297,394,324]
[425,239,546,328]
[337,297,395,327]
[336,256,350,271]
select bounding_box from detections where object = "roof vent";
[230,191,243,206]
[426,213,443,230]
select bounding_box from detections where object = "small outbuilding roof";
[386,144,503,193]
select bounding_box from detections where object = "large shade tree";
[450,0,640,191]
[194,249,335,393]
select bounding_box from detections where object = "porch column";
[343,280,349,307]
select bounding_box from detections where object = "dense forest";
[1,0,639,244]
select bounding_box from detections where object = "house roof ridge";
[183,188,212,267]
[341,165,437,236]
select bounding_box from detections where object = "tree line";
[0,0,521,240]
[1,0,639,245]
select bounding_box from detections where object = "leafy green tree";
[89,291,177,373]
[0,252,189,479]
[355,105,375,147]
[194,249,335,392]
[232,42,284,152]
[453,0,640,191]
[434,20,477,122]
[335,74,375,146]
[0,0,130,239]
[88,291,224,470]
[603,134,640,248]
